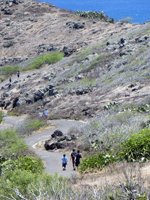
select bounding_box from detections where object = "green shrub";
[0,129,27,159]
[0,169,37,195]
[79,153,115,173]
[75,11,114,23]
[24,51,64,71]
[25,118,45,133]
[1,156,44,176]
[118,129,150,162]
[0,65,19,75]
[0,173,69,199]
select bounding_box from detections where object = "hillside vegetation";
[0,0,150,199]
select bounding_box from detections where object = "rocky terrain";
[0,0,150,121]
[0,2,150,199]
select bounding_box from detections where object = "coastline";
[37,0,150,24]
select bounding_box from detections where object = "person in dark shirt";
[70,149,76,170]
[75,150,82,168]
[17,71,20,78]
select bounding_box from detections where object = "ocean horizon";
[39,0,150,24]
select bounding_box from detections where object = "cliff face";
[0,0,150,122]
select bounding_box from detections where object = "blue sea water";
[40,0,150,24]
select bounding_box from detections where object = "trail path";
[1,107,150,185]
[25,119,87,177]
[0,115,87,178]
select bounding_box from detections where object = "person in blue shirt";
[61,154,68,170]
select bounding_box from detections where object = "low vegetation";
[118,129,150,162]
[16,118,45,135]
[24,51,64,71]
[0,65,19,81]
[0,65,19,75]
[0,129,44,198]
[0,129,27,159]
[75,11,114,22]
[0,52,64,81]
[79,129,150,173]
[0,126,150,199]
[25,118,45,133]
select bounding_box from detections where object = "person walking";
[17,71,20,78]
[70,149,76,170]
[43,109,49,119]
[61,154,68,171]
[75,150,82,168]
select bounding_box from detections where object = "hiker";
[17,71,20,78]
[61,154,68,171]
[43,109,49,119]
[75,150,82,168]
[71,149,76,170]
[9,77,12,83]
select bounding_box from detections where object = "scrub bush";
[118,129,150,162]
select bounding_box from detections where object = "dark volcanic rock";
[76,88,91,95]
[44,141,66,150]
[3,41,14,48]
[62,46,76,57]
[12,97,19,108]
[33,90,44,102]
[66,21,85,29]
[3,8,13,15]
[37,44,57,54]
[51,130,63,138]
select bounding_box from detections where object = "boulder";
[76,88,90,95]
[0,100,5,108]
[3,7,13,15]
[3,41,14,48]
[12,97,19,108]
[37,44,57,54]
[51,130,63,138]
[62,46,76,57]
[66,21,85,29]
[4,101,11,109]
[33,90,44,102]
[25,99,33,104]
[48,88,58,96]
[44,141,66,150]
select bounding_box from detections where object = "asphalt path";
[1,115,87,178]
[25,119,87,177]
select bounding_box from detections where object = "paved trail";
[1,115,87,178]
[25,119,87,177]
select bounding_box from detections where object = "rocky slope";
[0,0,150,121]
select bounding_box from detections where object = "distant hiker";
[61,154,68,171]
[71,149,76,170]
[17,71,20,78]
[43,109,49,119]
[9,77,12,83]
[75,150,82,168]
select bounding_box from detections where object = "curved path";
[1,114,87,178]
[1,114,150,187]
[25,119,87,177]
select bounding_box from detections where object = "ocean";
[39,0,150,24]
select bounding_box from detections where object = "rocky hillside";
[0,0,150,121]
